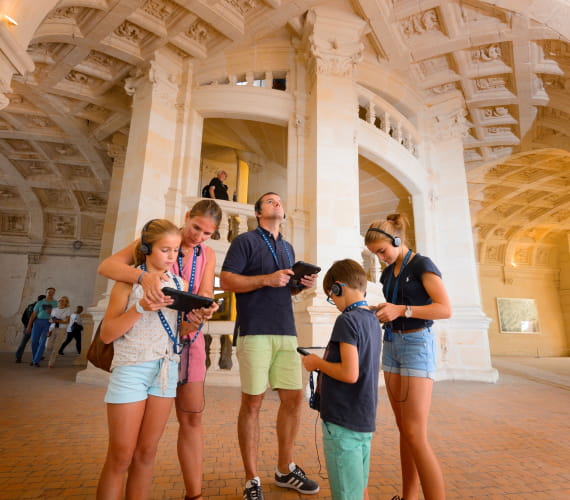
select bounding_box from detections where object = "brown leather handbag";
[86,321,113,372]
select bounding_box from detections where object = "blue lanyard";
[178,246,199,293]
[177,247,203,347]
[343,300,368,313]
[384,249,412,304]
[140,264,184,354]
[256,226,293,269]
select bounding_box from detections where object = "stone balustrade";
[356,84,420,157]
[197,71,289,91]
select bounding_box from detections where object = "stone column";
[112,50,181,251]
[559,234,570,350]
[0,19,35,109]
[76,50,182,385]
[422,102,498,382]
[294,6,368,348]
[73,140,126,370]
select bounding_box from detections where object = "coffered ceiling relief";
[0,0,568,264]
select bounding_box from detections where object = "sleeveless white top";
[111,271,181,394]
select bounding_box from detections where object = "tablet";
[291,261,321,281]
[162,287,214,312]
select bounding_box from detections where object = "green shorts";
[322,421,372,500]
[236,335,302,395]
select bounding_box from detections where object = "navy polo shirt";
[221,227,296,336]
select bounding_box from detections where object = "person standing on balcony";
[97,199,222,500]
[220,192,320,500]
[208,170,229,200]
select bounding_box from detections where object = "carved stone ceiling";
[0,0,568,264]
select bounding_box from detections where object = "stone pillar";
[294,6,368,348]
[112,50,182,251]
[73,140,126,370]
[422,102,498,382]
[0,18,35,109]
[559,234,570,352]
[168,60,204,221]
[76,50,182,385]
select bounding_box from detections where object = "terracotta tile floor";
[1,352,569,499]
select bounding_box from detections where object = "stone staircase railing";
[356,84,420,158]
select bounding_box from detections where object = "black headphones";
[329,274,345,297]
[330,282,343,296]
[140,219,158,255]
[366,227,401,247]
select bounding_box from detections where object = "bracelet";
[135,300,145,314]
[137,270,147,285]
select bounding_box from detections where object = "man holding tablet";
[220,192,320,500]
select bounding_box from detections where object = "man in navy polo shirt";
[220,192,319,500]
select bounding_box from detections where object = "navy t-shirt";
[380,253,442,331]
[319,307,382,432]
[221,227,296,336]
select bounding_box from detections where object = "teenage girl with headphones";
[96,219,185,499]
[364,214,451,500]
[97,200,222,500]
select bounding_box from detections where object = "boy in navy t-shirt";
[301,259,381,500]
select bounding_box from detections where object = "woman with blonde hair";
[98,200,222,500]
[46,296,72,368]
[365,213,451,500]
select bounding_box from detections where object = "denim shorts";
[105,358,178,404]
[236,335,301,395]
[382,327,436,380]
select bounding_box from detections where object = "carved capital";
[303,7,367,79]
[431,108,469,142]
[308,34,363,77]
[124,61,179,103]
[107,144,127,167]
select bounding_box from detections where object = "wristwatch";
[135,300,145,314]
[404,305,413,318]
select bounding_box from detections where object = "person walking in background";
[96,219,185,500]
[301,259,381,500]
[59,305,84,355]
[46,296,72,368]
[97,200,222,500]
[220,192,319,500]
[15,294,45,363]
[365,214,452,500]
[27,287,58,367]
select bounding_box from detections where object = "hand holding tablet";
[290,261,321,288]
[162,287,214,312]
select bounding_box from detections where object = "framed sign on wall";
[496,298,540,334]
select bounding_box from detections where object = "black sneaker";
[275,464,319,494]
[243,478,263,500]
